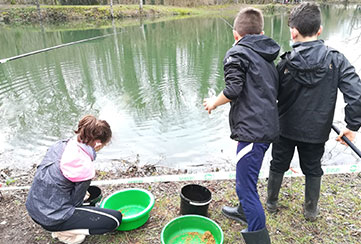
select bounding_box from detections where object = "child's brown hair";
[288,3,321,37]
[75,115,112,145]
[233,7,264,37]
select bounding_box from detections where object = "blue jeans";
[235,141,269,231]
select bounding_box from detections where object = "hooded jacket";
[223,34,280,143]
[277,40,361,143]
[25,139,95,226]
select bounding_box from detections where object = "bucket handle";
[189,199,212,206]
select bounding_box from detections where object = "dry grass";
[0,169,360,243]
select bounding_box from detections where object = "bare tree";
[110,0,114,19]
[36,0,41,20]
[140,0,143,13]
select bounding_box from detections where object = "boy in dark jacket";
[266,3,361,222]
[203,7,280,243]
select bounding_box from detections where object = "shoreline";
[1,2,360,25]
[1,156,360,191]
[0,3,292,24]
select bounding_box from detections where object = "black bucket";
[84,185,102,206]
[180,184,212,217]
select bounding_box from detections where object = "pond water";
[0,4,360,172]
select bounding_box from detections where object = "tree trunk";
[139,0,143,13]
[110,0,114,19]
[36,0,41,20]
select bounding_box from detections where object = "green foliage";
[59,0,101,5]
[6,177,16,185]
[0,4,211,23]
[264,3,275,14]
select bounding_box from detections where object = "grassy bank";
[0,4,216,24]
[0,3,291,24]
[1,1,361,24]
[0,166,360,243]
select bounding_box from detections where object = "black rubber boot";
[221,204,247,225]
[266,170,284,213]
[241,227,271,244]
[304,175,321,222]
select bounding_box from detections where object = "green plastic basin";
[161,215,224,244]
[100,188,155,231]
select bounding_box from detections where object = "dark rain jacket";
[25,140,91,226]
[223,34,280,143]
[277,40,361,143]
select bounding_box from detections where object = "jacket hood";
[236,34,280,62]
[284,40,329,87]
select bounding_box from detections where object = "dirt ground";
[0,165,233,244]
[1,165,360,244]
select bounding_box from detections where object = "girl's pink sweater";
[60,137,95,182]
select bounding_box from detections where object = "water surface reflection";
[0,5,360,171]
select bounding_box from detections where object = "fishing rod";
[331,124,361,158]
[220,16,233,30]
[0,33,116,64]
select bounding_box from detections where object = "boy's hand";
[336,128,356,146]
[203,91,231,114]
[203,97,217,114]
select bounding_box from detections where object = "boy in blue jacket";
[266,3,361,222]
[203,7,280,243]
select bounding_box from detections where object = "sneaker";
[50,231,86,244]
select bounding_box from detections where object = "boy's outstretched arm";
[203,91,231,114]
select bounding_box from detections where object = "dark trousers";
[270,136,325,177]
[40,206,122,235]
[235,141,270,231]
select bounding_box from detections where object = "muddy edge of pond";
[0,157,233,190]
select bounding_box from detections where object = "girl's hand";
[94,142,105,152]
[84,191,90,201]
